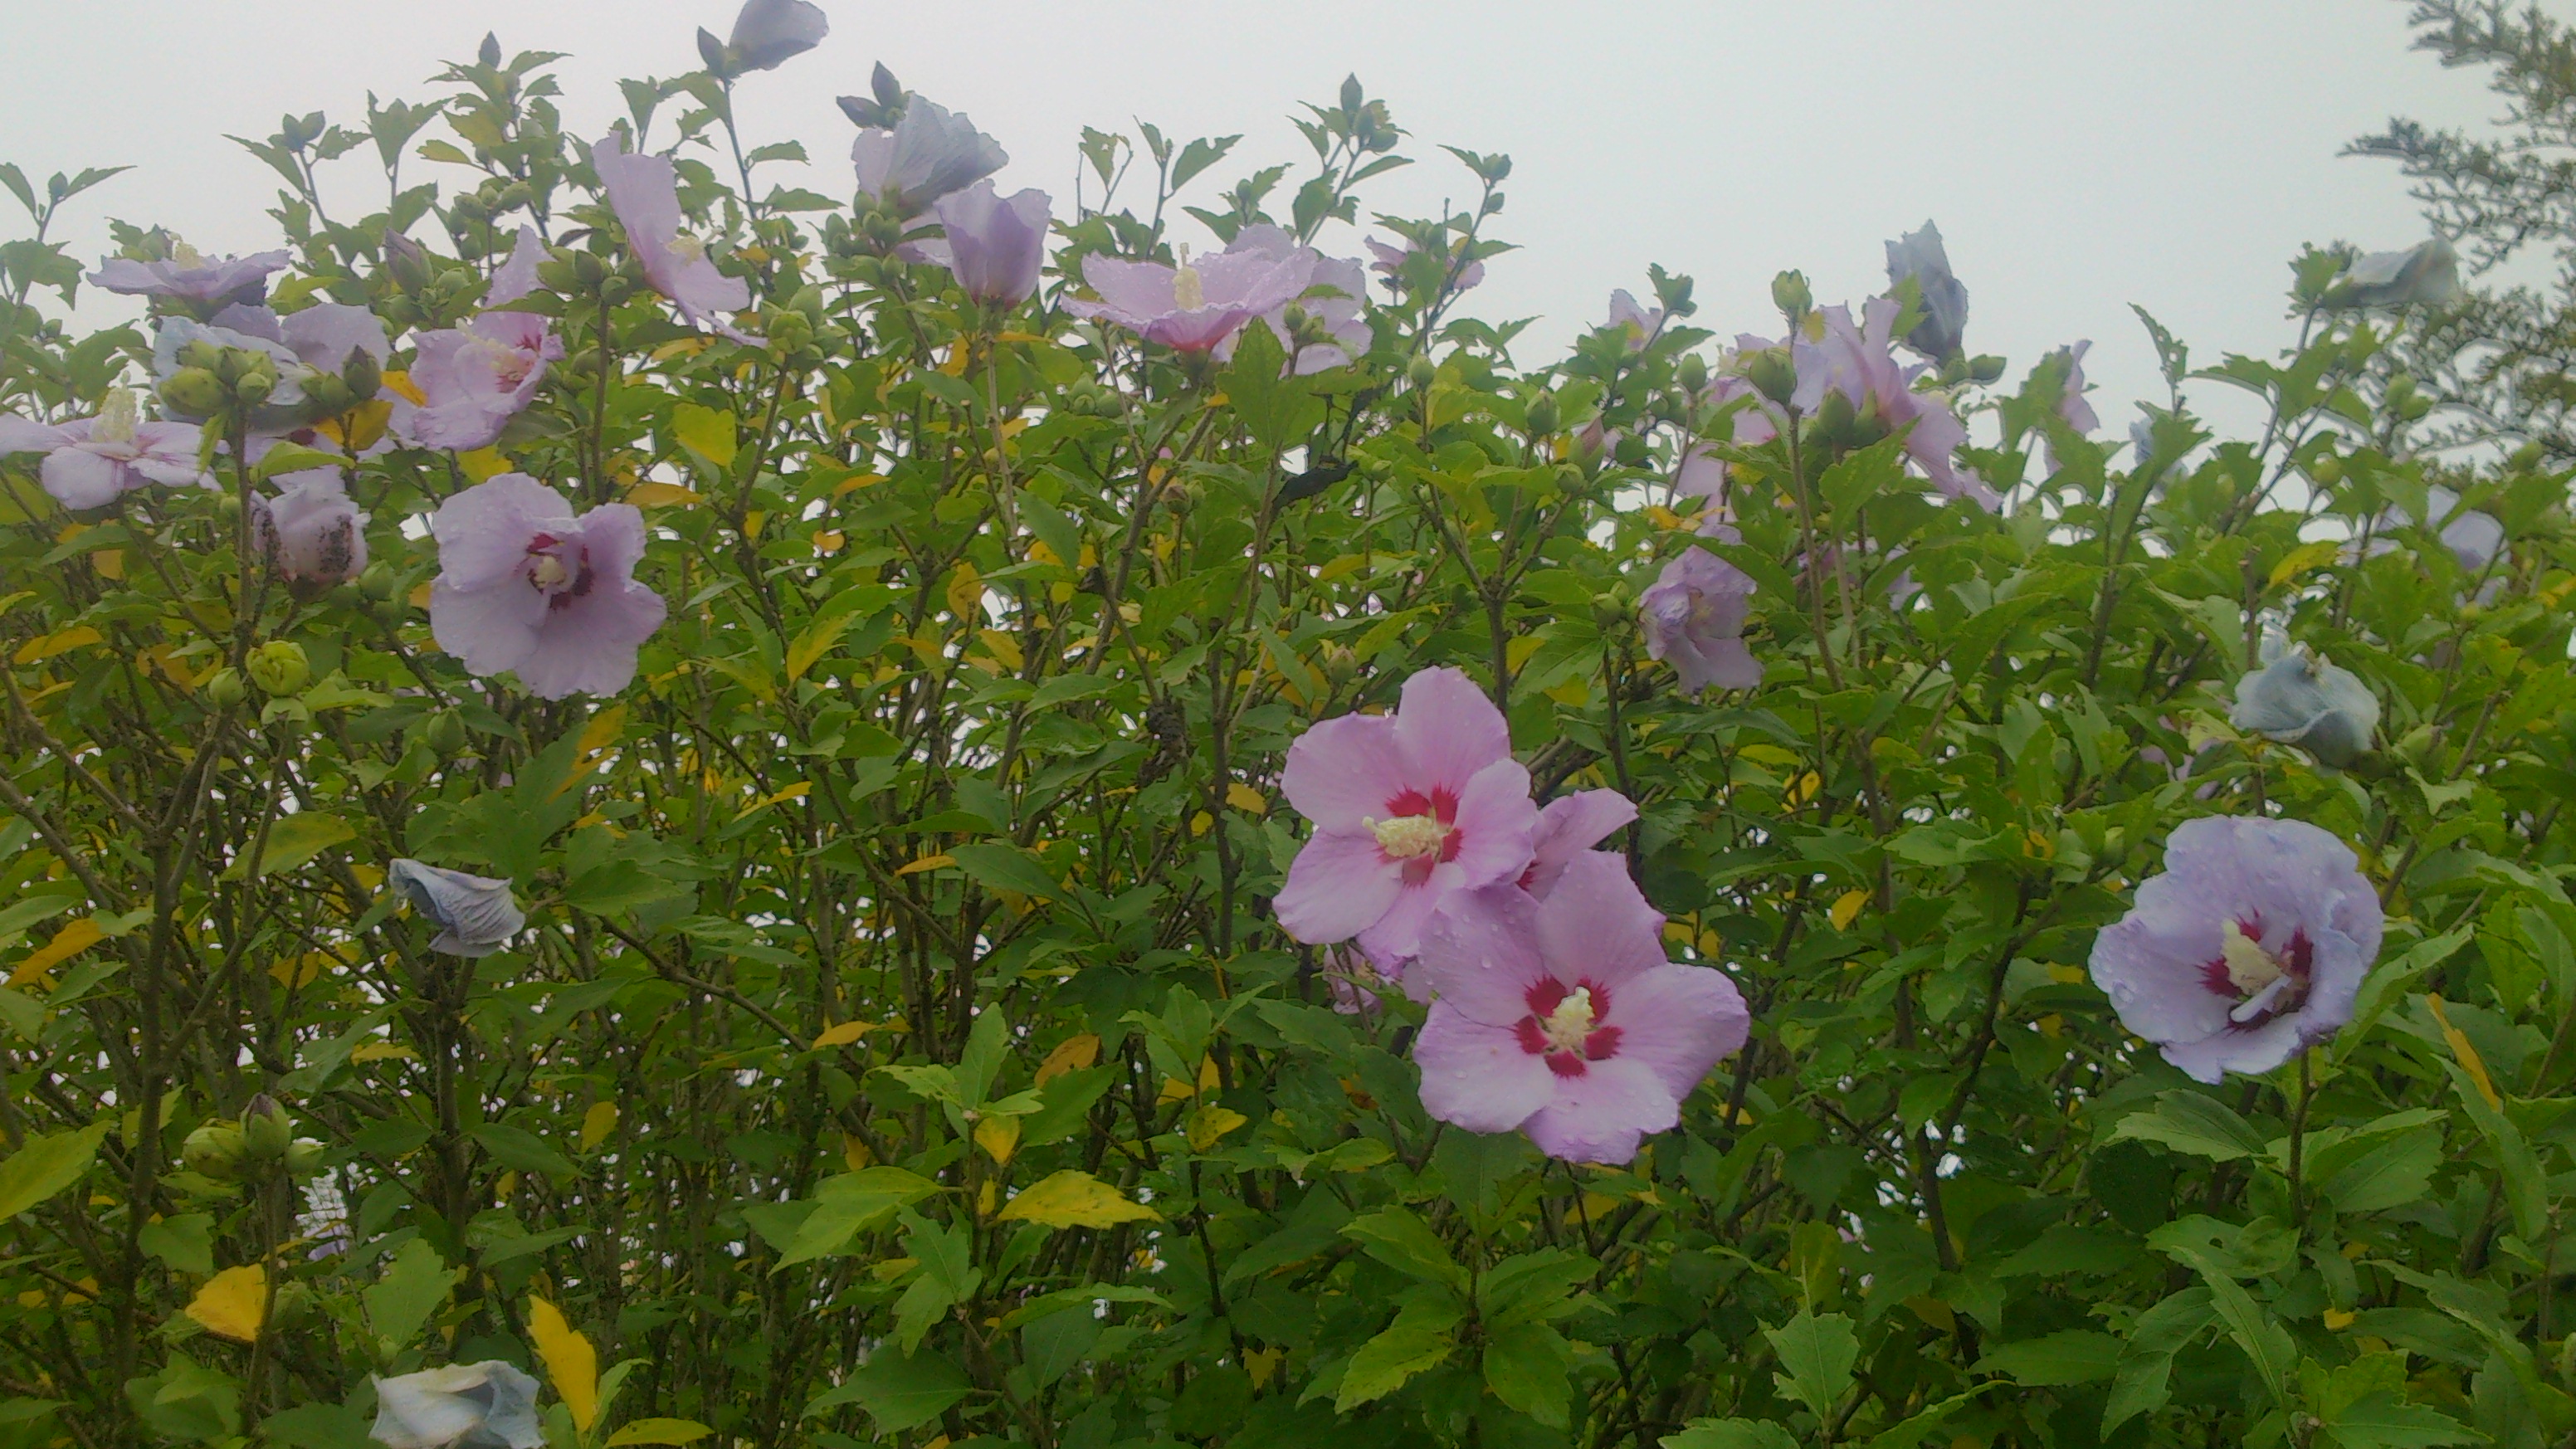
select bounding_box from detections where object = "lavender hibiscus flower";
[0,388,212,509]
[1367,233,1484,294]
[2088,816,2383,1083]
[486,224,546,307]
[427,473,668,700]
[394,313,564,451]
[1067,244,1315,354]
[1884,220,1969,361]
[251,476,368,588]
[851,99,1007,212]
[722,0,828,72]
[1606,290,1664,349]
[1641,546,1761,693]
[592,134,756,343]
[1519,790,1638,899]
[386,861,526,957]
[1212,225,1368,373]
[90,242,290,309]
[2232,638,2380,768]
[1795,299,1993,510]
[2053,340,2100,432]
[926,181,1050,306]
[1275,666,1538,962]
[1412,853,1749,1164]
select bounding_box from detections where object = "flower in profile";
[724,0,827,72]
[1412,853,1749,1164]
[251,475,368,588]
[590,134,755,342]
[386,861,527,958]
[1641,546,1761,693]
[2231,637,2378,768]
[1884,220,1969,360]
[369,1360,544,1449]
[927,181,1050,305]
[1366,233,1483,294]
[2087,816,2382,1084]
[427,473,667,700]
[90,242,290,309]
[1213,225,1368,373]
[0,388,213,509]
[1520,790,1637,899]
[851,99,1008,212]
[2327,238,2459,310]
[2052,340,2100,432]
[1066,244,1315,354]
[486,225,546,308]
[1605,290,1663,350]
[394,313,564,451]
[1275,666,1538,963]
[1795,299,1993,510]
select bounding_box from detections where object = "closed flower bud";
[202,668,248,709]
[248,641,311,696]
[341,348,382,402]
[242,1095,292,1161]
[1676,353,1708,395]
[1405,354,1437,389]
[159,367,227,417]
[1770,270,1812,322]
[357,562,398,601]
[182,1121,247,1178]
[300,374,353,418]
[423,710,469,756]
[231,368,276,408]
[384,230,432,293]
[599,275,633,305]
[1743,348,1798,407]
[1525,394,1560,437]
[1320,642,1358,688]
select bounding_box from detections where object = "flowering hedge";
[2,10,2573,1449]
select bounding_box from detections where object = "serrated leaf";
[1762,1311,1856,1420]
[0,1121,109,1221]
[363,1239,454,1352]
[801,1351,969,1431]
[996,1169,1159,1227]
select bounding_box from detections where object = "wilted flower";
[2087,816,2382,1084]
[0,388,213,509]
[90,242,290,308]
[2231,637,2378,767]
[386,861,526,958]
[1605,290,1663,350]
[1884,220,1969,360]
[851,99,1007,212]
[2052,340,2100,432]
[724,0,827,71]
[2328,238,2459,310]
[251,475,368,588]
[1412,853,1749,1164]
[1795,299,1993,510]
[1366,233,1483,294]
[1641,546,1761,693]
[591,134,756,342]
[1213,225,1368,373]
[1519,790,1637,899]
[394,313,564,451]
[369,1360,544,1449]
[427,472,668,700]
[1275,666,1538,963]
[1067,245,1315,354]
[485,225,545,308]
[926,181,1050,306]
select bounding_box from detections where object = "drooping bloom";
[725,0,828,71]
[2087,816,2382,1084]
[0,388,213,509]
[590,134,755,342]
[90,243,290,308]
[1795,299,1993,510]
[369,1361,544,1449]
[427,473,668,700]
[1641,546,1761,693]
[2329,238,2459,310]
[386,861,527,958]
[1884,220,1969,360]
[394,313,564,451]
[2231,637,2378,768]
[1606,290,1663,350]
[251,475,368,588]
[486,225,545,308]
[1213,225,1368,373]
[851,99,1008,212]
[2052,340,2100,432]
[1275,666,1538,962]
[1520,790,1637,899]
[1412,853,1749,1164]
[927,181,1050,305]
[1066,245,1315,354]
[1366,233,1484,294]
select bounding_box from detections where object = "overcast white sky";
[0,1,2530,437]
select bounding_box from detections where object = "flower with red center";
[1412,854,1749,1164]
[427,473,668,700]
[1274,666,1537,963]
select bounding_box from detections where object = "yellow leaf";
[811,1020,881,1050]
[672,402,739,471]
[1035,1034,1100,1085]
[457,447,511,482]
[896,853,955,876]
[625,482,704,509]
[2427,994,2502,1109]
[15,626,102,665]
[349,1042,416,1062]
[380,368,427,407]
[1226,783,1266,814]
[1247,1347,1282,1389]
[1186,1105,1247,1153]
[831,471,886,495]
[946,562,984,624]
[973,1115,1022,1166]
[995,1169,1161,1228]
[407,582,434,609]
[978,628,1025,672]
[11,918,102,987]
[527,1296,599,1432]
[1783,771,1821,808]
[813,529,846,555]
[2322,1307,2357,1330]
[843,1134,875,1172]
[607,1420,713,1447]
[1543,678,1591,707]
[995,330,1055,345]
[733,783,811,820]
[269,950,333,989]
[92,549,124,580]
[577,703,630,758]
[1828,890,1868,933]
[1505,633,1545,671]
[1189,811,1212,836]
[2268,539,2343,589]
[580,1101,620,1152]
[184,1265,268,1342]
[315,398,393,452]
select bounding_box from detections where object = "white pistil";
[528,554,572,592]
[170,240,207,270]
[91,388,140,447]
[1365,812,1449,861]
[1171,244,1205,311]
[2220,920,2285,996]
[667,232,707,266]
[1540,987,1596,1053]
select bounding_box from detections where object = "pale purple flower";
[927,181,1050,305]
[1366,234,1484,294]
[1606,290,1663,350]
[1795,299,1993,510]
[2365,484,2504,574]
[726,0,828,71]
[281,303,391,374]
[2087,816,2383,1084]
[1067,245,1315,354]
[487,225,544,307]
[386,860,527,957]
[2330,238,2459,310]
[1213,225,1368,373]
[394,313,564,451]
[151,315,304,422]
[370,1360,543,1449]
[1412,853,1749,1164]
[1275,666,1538,962]
[851,99,1007,211]
[90,244,290,308]
[1519,790,1637,899]
[1885,220,1969,360]
[2054,340,2100,432]
[251,475,368,587]
[591,134,756,342]
[0,388,212,509]
[1642,546,1761,693]
[2232,638,2378,768]
[427,472,667,700]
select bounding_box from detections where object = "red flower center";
[524,532,596,612]
[1370,785,1463,886]
[2198,917,2314,1030]
[1514,976,1623,1078]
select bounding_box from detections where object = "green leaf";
[232,812,356,880]
[800,1350,969,1431]
[1975,1329,2122,1386]
[772,1168,940,1268]
[0,1120,109,1221]
[257,1402,373,1449]
[2441,1060,2548,1242]
[363,1239,454,1352]
[465,1121,578,1178]
[1341,1206,1467,1290]
[139,1213,217,1277]
[1481,1321,1573,1427]
[1334,1296,1462,1410]
[2203,1272,2295,1409]
[1224,320,1321,452]
[2109,1090,2268,1161]
[1661,1421,1799,1449]
[2319,1393,2480,1447]
[947,842,1062,901]
[1763,1311,1858,1420]
[605,1418,712,1446]
[1476,1249,1597,1328]
[2322,1133,2444,1215]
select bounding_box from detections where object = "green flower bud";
[1676,353,1709,395]
[182,1122,248,1180]
[159,367,227,417]
[202,668,248,709]
[1405,354,1437,390]
[180,340,229,373]
[599,275,634,305]
[232,369,276,409]
[1744,349,1799,407]
[247,641,311,697]
[242,1095,292,1161]
[300,375,352,418]
[424,710,469,757]
[1770,270,1812,321]
[570,251,610,290]
[341,348,382,402]
[1525,393,1561,438]
[356,562,398,601]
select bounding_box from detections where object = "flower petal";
[1413,1004,1558,1134]
[1520,1057,1675,1164]
[1274,830,1403,945]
